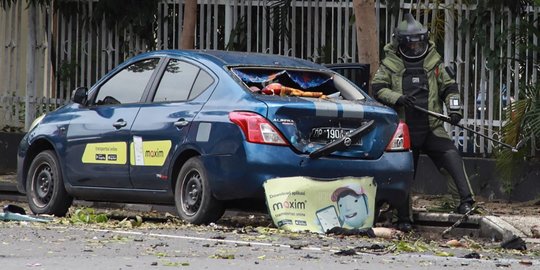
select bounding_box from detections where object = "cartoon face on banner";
[331,184,369,228]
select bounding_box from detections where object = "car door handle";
[174,119,189,128]
[113,119,128,129]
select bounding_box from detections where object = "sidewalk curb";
[480,216,525,241]
[417,211,537,244]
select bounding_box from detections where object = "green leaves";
[496,83,540,193]
[0,0,51,9]
[210,250,236,259]
[0,0,162,50]
[393,239,432,253]
[267,0,292,42]
[70,207,108,224]
[92,0,160,49]
[0,0,16,8]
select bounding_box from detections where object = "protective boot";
[395,194,414,232]
[439,150,475,206]
[457,202,473,214]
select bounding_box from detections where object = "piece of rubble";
[445,239,468,248]
[0,204,51,222]
[372,227,403,239]
[500,235,527,250]
[531,225,540,238]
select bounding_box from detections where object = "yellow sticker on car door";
[81,142,127,164]
[129,140,172,166]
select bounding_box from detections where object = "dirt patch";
[412,194,540,216]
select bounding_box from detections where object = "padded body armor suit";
[372,41,475,222]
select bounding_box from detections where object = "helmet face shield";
[398,34,428,59]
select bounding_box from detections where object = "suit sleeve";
[372,65,401,106]
[438,63,463,116]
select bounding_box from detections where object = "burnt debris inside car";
[233,68,364,100]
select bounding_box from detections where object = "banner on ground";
[263,176,376,234]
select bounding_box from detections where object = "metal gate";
[0,0,538,155]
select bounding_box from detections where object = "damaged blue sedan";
[17,50,413,224]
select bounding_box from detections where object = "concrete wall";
[0,132,24,174]
[413,155,540,202]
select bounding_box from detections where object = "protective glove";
[449,113,462,125]
[396,95,416,108]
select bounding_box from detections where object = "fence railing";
[0,94,68,132]
[0,0,538,156]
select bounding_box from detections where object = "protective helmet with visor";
[395,14,429,59]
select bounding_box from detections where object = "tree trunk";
[353,0,378,96]
[180,0,197,49]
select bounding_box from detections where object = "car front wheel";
[26,150,73,216]
[175,156,224,224]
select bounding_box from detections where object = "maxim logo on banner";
[272,199,307,211]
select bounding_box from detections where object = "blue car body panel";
[17,49,413,211]
[259,96,398,158]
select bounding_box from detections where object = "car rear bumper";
[202,143,414,205]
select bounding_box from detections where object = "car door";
[64,58,162,188]
[129,58,216,190]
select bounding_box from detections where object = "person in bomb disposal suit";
[372,14,475,232]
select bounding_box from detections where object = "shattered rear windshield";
[232,68,365,100]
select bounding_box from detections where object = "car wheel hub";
[182,171,202,215]
[34,164,53,205]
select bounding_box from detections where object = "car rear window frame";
[230,67,365,101]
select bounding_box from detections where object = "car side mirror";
[71,87,88,105]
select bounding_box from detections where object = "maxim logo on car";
[272,199,307,211]
[130,140,172,166]
[145,149,164,158]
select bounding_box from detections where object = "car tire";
[175,156,225,224]
[26,150,73,216]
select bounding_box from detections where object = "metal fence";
[0,0,538,156]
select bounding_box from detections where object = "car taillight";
[385,121,411,151]
[229,111,289,145]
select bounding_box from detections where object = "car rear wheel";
[26,150,73,216]
[175,156,225,224]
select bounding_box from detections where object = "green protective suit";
[372,41,475,221]
[372,41,462,139]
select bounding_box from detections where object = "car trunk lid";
[256,96,398,159]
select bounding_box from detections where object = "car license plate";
[310,127,358,144]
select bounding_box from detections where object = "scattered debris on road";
[501,235,527,250]
[0,204,50,222]
[531,225,540,238]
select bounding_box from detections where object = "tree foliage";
[91,0,160,48]
[471,0,540,192]
[496,84,539,193]
[267,0,292,44]
[1,0,161,48]
[0,0,47,8]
